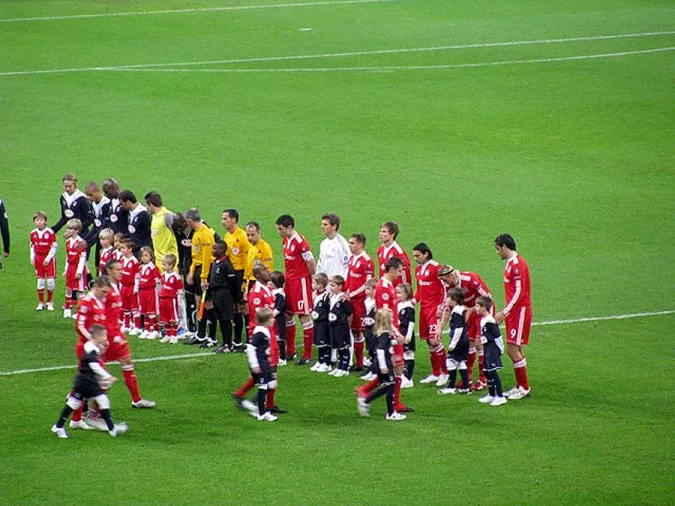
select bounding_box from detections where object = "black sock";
[385,384,395,415]
[56,405,73,428]
[487,371,496,396]
[404,359,415,380]
[207,309,217,339]
[460,369,469,389]
[366,385,388,403]
[340,348,349,370]
[278,338,286,358]
[233,313,244,346]
[219,319,233,347]
[197,314,208,339]
[493,371,503,396]
[448,369,457,388]
[257,389,266,415]
[100,409,114,431]
[185,292,197,332]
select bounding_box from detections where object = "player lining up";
[30,211,57,311]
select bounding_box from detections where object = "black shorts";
[330,325,350,349]
[192,266,203,297]
[72,379,104,399]
[233,270,245,304]
[313,321,330,346]
[404,336,416,353]
[483,342,503,372]
[211,290,235,320]
[251,362,273,385]
[376,370,394,385]
[449,336,469,362]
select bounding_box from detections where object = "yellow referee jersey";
[245,238,274,282]
[225,226,251,272]
[190,223,216,281]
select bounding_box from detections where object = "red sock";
[144,316,151,331]
[266,389,276,410]
[438,347,448,373]
[430,350,440,376]
[123,367,142,403]
[236,377,255,398]
[514,357,530,390]
[478,351,486,383]
[302,324,313,360]
[354,340,364,367]
[38,289,45,303]
[147,315,158,331]
[72,405,83,422]
[123,312,130,328]
[134,314,141,329]
[47,290,54,303]
[357,378,379,398]
[286,322,296,356]
[168,322,178,337]
[64,294,73,309]
[467,348,477,383]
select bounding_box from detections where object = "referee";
[0,198,9,270]
[185,208,217,346]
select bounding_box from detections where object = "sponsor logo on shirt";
[128,225,136,234]
[65,210,74,218]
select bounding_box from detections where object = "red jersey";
[452,271,492,308]
[248,280,275,333]
[414,260,445,309]
[66,236,88,275]
[282,232,313,280]
[502,254,531,316]
[113,249,124,261]
[159,271,183,299]
[75,292,107,344]
[105,284,123,334]
[138,262,160,290]
[98,246,114,275]
[120,255,140,289]
[375,277,399,330]
[30,227,57,258]
[377,241,411,286]
[345,252,375,299]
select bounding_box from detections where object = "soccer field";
[1,0,674,503]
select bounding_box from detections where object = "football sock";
[72,405,83,422]
[467,347,477,383]
[487,372,496,396]
[429,349,440,377]
[123,312,131,329]
[257,389,266,416]
[404,359,415,380]
[38,288,45,303]
[386,384,395,415]
[207,309,217,340]
[233,313,244,346]
[302,321,314,360]
[393,376,404,409]
[236,377,255,398]
[459,369,470,389]
[266,389,276,410]
[100,409,114,431]
[47,288,54,302]
[219,319,233,347]
[134,313,142,331]
[184,292,197,332]
[285,320,296,357]
[365,384,388,403]
[448,369,457,388]
[354,340,364,367]
[339,348,350,370]
[478,350,486,382]
[513,357,529,390]
[56,406,73,428]
[357,377,379,397]
[197,313,208,339]
[122,366,141,403]
[278,338,286,359]
[493,372,503,396]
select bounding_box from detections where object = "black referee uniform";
[329,294,352,372]
[207,255,239,350]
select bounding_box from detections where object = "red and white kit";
[502,255,532,345]
[248,280,278,365]
[375,277,404,366]
[377,241,412,287]
[102,283,132,362]
[282,232,314,315]
[30,227,57,278]
[345,251,375,331]
[159,271,184,325]
[120,255,140,327]
[454,271,493,339]
[138,262,160,316]
[74,292,107,359]
[65,236,89,292]
[414,260,445,339]
[98,245,115,276]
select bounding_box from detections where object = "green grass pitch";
[1,0,674,503]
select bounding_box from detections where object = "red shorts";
[392,343,405,366]
[120,285,139,313]
[66,264,87,292]
[284,277,312,315]
[138,288,158,315]
[159,297,179,324]
[350,296,366,331]
[34,255,56,278]
[103,334,132,362]
[506,305,532,346]
[418,305,440,340]
[467,304,495,340]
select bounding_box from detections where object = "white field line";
[102,47,675,73]
[1,310,673,377]
[0,0,403,23]
[0,31,673,77]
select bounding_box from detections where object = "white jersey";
[317,234,350,278]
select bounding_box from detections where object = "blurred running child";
[246,308,279,422]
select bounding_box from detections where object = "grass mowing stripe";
[0,0,404,23]
[1,310,671,377]
[1,31,673,77]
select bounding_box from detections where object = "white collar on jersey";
[481,314,496,325]
[272,288,285,296]
[62,189,87,207]
[129,203,148,219]
[451,304,466,316]
[252,326,271,338]
[397,300,414,310]
[84,340,102,354]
